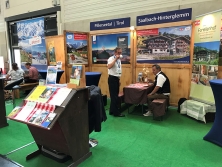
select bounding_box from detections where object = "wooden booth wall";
[89,28,134,96]
[64,31,89,83]
[45,35,66,84]
[135,21,194,106]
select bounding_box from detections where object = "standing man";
[24,62,39,83]
[107,47,125,117]
[144,64,171,116]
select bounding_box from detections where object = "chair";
[4,78,24,108]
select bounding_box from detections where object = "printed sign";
[29,36,42,46]
[90,17,130,31]
[137,8,192,26]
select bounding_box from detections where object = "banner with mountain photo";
[66,32,88,64]
[137,25,191,63]
[17,17,47,70]
[91,33,131,64]
[190,11,221,104]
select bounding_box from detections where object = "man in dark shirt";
[144,64,171,116]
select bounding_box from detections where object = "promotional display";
[92,33,131,64]
[47,41,56,65]
[66,32,88,64]
[46,66,58,85]
[191,11,222,104]
[137,25,191,63]
[17,17,47,69]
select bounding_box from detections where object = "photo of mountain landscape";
[66,32,88,64]
[91,33,131,64]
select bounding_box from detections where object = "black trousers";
[108,75,120,116]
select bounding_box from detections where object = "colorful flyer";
[46,66,58,85]
[26,85,47,101]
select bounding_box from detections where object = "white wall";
[0,0,5,32]
[4,0,56,18]
[63,0,221,31]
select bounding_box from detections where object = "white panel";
[63,0,215,23]
[0,0,5,32]
[64,0,179,22]
[4,0,54,18]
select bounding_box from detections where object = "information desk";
[85,72,101,86]
[38,70,64,83]
[0,76,8,128]
[123,83,153,113]
[204,79,222,147]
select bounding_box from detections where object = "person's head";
[152,64,161,75]
[114,47,122,56]
[25,62,31,69]
[70,55,75,60]
[12,63,18,71]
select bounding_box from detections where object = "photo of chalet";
[137,25,191,63]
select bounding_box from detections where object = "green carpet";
[1,99,221,167]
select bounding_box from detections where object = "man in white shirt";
[144,64,171,116]
[107,47,125,117]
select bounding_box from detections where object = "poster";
[190,11,221,105]
[137,25,191,63]
[17,17,47,70]
[46,66,58,85]
[92,33,131,64]
[47,41,56,65]
[66,32,88,64]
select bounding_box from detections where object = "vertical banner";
[137,25,191,63]
[66,32,88,64]
[17,17,47,70]
[191,11,221,104]
[47,41,56,65]
[91,33,131,64]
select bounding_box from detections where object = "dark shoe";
[114,114,125,117]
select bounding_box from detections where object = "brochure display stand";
[8,87,91,166]
[0,77,8,128]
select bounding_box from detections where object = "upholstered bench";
[118,92,124,109]
[151,99,167,120]
[14,82,39,98]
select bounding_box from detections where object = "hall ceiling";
[63,0,214,22]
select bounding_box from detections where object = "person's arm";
[28,69,34,78]
[107,55,119,69]
[5,70,12,80]
[148,74,166,95]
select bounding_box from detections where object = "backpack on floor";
[177,98,187,113]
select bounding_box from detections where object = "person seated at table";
[144,64,171,116]
[5,63,24,84]
[24,62,39,83]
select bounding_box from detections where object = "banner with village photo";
[191,11,221,104]
[66,32,88,64]
[17,17,47,70]
[91,33,131,64]
[137,25,191,63]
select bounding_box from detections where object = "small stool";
[12,85,20,108]
[118,92,124,109]
[151,99,167,121]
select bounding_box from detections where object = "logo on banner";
[74,34,87,40]
[137,28,159,35]
[67,35,72,39]
[29,36,42,46]
[195,20,200,26]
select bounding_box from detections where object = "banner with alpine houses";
[137,25,191,63]
[191,11,222,104]
[17,17,47,70]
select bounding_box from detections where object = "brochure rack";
[8,87,91,166]
[0,77,8,128]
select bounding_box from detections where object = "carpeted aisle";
[1,99,221,167]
